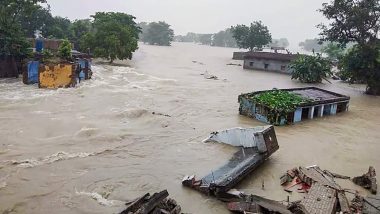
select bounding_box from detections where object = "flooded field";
[1,42,380,213]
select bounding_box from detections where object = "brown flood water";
[0,42,380,213]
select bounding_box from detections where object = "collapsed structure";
[181,126,378,213]
[239,87,350,125]
[182,126,279,198]
[120,190,181,214]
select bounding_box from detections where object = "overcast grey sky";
[49,0,329,50]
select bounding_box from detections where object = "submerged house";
[243,52,299,74]
[23,40,92,88]
[238,87,350,125]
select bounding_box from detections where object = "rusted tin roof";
[243,52,299,62]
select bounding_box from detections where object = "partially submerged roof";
[243,52,299,62]
[240,87,350,107]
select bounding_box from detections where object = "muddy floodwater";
[1,43,380,213]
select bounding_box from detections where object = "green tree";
[338,44,379,84]
[212,28,237,48]
[299,38,324,52]
[142,21,174,46]
[270,38,289,48]
[318,0,380,95]
[198,34,213,45]
[290,54,333,83]
[137,22,149,41]
[58,39,72,60]
[41,16,73,39]
[0,0,46,56]
[231,21,272,51]
[81,12,139,63]
[71,19,92,51]
[19,4,52,38]
[321,43,346,61]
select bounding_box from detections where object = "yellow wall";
[39,64,76,88]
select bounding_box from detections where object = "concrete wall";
[0,56,19,78]
[39,63,76,88]
[233,52,248,60]
[243,58,293,74]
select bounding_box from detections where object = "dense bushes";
[290,54,332,83]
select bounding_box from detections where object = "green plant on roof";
[250,90,310,124]
[58,39,72,60]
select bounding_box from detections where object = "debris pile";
[120,190,181,214]
[182,126,378,213]
[280,166,379,214]
[201,71,218,80]
[353,166,377,194]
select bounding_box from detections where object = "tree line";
[1,0,176,63]
[138,22,174,46]
[174,27,289,49]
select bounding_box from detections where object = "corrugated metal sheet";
[23,61,39,84]
[202,126,272,152]
[39,63,76,88]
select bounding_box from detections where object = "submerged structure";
[243,52,298,74]
[182,126,279,197]
[239,87,350,125]
[22,40,92,88]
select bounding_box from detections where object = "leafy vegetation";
[299,39,324,52]
[81,12,140,63]
[0,0,47,57]
[141,21,174,46]
[231,21,272,51]
[321,43,346,61]
[318,0,380,95]
[290,54,333,83]
[269,38,289,48]
[250,90,310,124]
[71,19,92,51]
[58,39,72,60]
[338,44,380,85]
[212,28,237,48]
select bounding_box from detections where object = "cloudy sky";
[49,0,330,50]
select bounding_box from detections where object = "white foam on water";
[11,151,94,168]
[75,190,123,206]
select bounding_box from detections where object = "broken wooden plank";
[353,166,377,194]
[250,195,293,214]
[227,201,259,213]
[120,193,150,214]
[337,191,352,214]
[300,183,337,214]
[227,195,294,214]
[135,190,169,214]
[363,194,380,214]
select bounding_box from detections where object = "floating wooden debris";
[120,190,181,214]
[363,194,380,214]
[227,195,292,214]
[353,166,377,194]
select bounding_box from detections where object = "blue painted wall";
[26,61,39,84]
[293,108,303,123]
